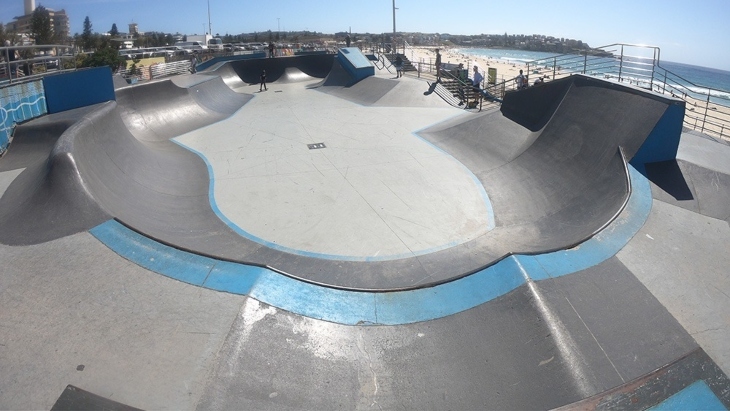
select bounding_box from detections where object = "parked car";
[174,41,208,52]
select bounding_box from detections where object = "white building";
[4,0,71,41]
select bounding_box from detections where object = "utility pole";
[392,0,398,53]
[207,0,212,34]
[392,0,397,36]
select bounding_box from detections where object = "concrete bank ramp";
[0,76,251,245]
[116,76,252,142]
[419,75,680,252]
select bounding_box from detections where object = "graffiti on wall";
[0,80,47,154]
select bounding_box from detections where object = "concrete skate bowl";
[0,72,682,291]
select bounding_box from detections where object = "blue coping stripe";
[171,114,497,262]
[90,164,652,326]
[648,380,727,411]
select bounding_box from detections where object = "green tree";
[81,44,123,71]
[109,23,119,36]
[31,5,54,45]
[81,16,94,51]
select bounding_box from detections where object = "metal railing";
[525,43,729,140]
[1,44,77,85]
[149,60,193,79]
[652,64,730,139]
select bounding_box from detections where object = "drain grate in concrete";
[307,143,326,150]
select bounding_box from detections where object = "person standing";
[516,69,526,89]
[268,42,275,58]
[260,69,267,91]
[4,40,19,78]
[435,49,442,83]
[345,34,351,47]
[395,54,403,78]
[189,54,197,73]
[472,65,484,90]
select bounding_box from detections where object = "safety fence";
[150,60,193,79]
[1,44,77,85]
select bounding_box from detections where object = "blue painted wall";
[43,66,115,114]
[338,47,374,83]
[0,80,47,154]
[631,101,685,167]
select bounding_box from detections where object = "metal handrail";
[525,43,729,140]
[1,44,78,85]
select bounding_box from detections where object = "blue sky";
[1,0,728,70]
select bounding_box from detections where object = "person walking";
[260,69,267,91]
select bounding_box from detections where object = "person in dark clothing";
[4,40,19,78]
[260,70,267,91]
[435,49,441,83]
[268,42,275,58]
[395,55,403,78]
[345,34,351,47]
[4,40,17,62]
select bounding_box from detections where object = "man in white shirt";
[472,65,484,89]
[516,69,526,89]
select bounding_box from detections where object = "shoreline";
[405,46,729,141]
[407,46,534,85]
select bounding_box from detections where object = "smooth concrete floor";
[1,195,728,409]
[174,82,492,260]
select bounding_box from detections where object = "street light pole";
[392,0,398,53]
[392,0,397,36]
[207,0,212,35]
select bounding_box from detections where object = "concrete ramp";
[419,75,683,251]
[209,54,334,84]
[278,67,316,83]
[307,57,357,88]
[116,76,252,142]
[0,75,252,246]
[208,62,248,90]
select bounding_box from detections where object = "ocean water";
[455,48,730,102]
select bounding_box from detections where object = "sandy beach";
[406,46,534,85]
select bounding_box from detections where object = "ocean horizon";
[453,47,730,100]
